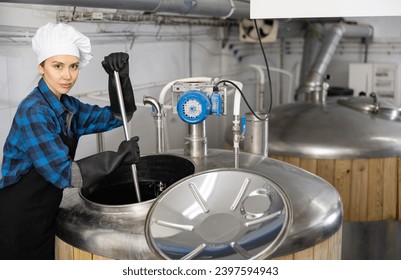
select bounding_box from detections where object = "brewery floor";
[341,220,401,260]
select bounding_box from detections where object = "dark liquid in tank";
[82,155,196,205]
[85,180,163,205]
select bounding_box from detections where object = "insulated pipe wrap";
[5,0,249,18]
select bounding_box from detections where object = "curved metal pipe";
[248,64,266,111]
[298,22,324,87]
[5,0,249,19]
[143,95,162,115]
[143,96,165,154]
[298,22,373,101]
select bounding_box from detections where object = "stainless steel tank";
[269,95,401,222]
[265,20,399,223]
[56,149,342,260]
[269,96,401,159]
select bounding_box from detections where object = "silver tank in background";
[269,95,401,159]
[267,20,401,224]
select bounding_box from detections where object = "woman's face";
[39,55,80,99]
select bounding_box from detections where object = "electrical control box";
[348,62,398,102]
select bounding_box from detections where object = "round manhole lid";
[145,168,292,260]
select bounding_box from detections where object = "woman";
[0,22,139,259]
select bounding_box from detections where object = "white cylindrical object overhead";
[5,0,250,19]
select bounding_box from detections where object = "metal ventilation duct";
[297,22,373,101]
[0,0,250,19]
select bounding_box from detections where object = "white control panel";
[348,62,398,103]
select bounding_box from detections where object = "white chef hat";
[32,22,92,67]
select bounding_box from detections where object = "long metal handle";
[114,71,141,202]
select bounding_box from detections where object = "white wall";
[327,17,401,104]
[1,3,401,173]
[0,4,242,171]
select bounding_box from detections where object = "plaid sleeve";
[69,97,122,136]
[20,105,72,189]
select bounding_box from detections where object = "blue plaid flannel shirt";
[0,78,122,189]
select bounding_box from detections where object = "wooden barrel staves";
[55,228,342,260]
[271,156,400,222]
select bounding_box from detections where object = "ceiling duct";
[0,0,250,19]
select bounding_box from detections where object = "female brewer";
[0,22,139,259]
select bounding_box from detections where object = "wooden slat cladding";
[350,159,369,221]
[334,160,352,220]
[272,228,342,260]
[55,237,112,260]
[383,157,398,220]
[56,229,342,260]
[272,156,400,221]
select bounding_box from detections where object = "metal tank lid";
[145,168,292,260]
[269,96,401,159]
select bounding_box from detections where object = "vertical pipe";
[184,122,207,157]
[143,96,165,154]
[232,115,241,168]
[297,22,373,102]
[155,116,165,154]
[298,23,324,87]
[96,133,105,153]
[248,65,266,111]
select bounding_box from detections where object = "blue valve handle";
[241,115,246,134]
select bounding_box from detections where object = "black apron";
[0,132,77,260]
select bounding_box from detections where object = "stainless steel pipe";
[184,122,207,157]
[143,96,165,154]
[114,71,141,202]
[297,22,373,101]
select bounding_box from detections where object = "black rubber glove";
[102,52,136,119]
[75,136,140,188]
